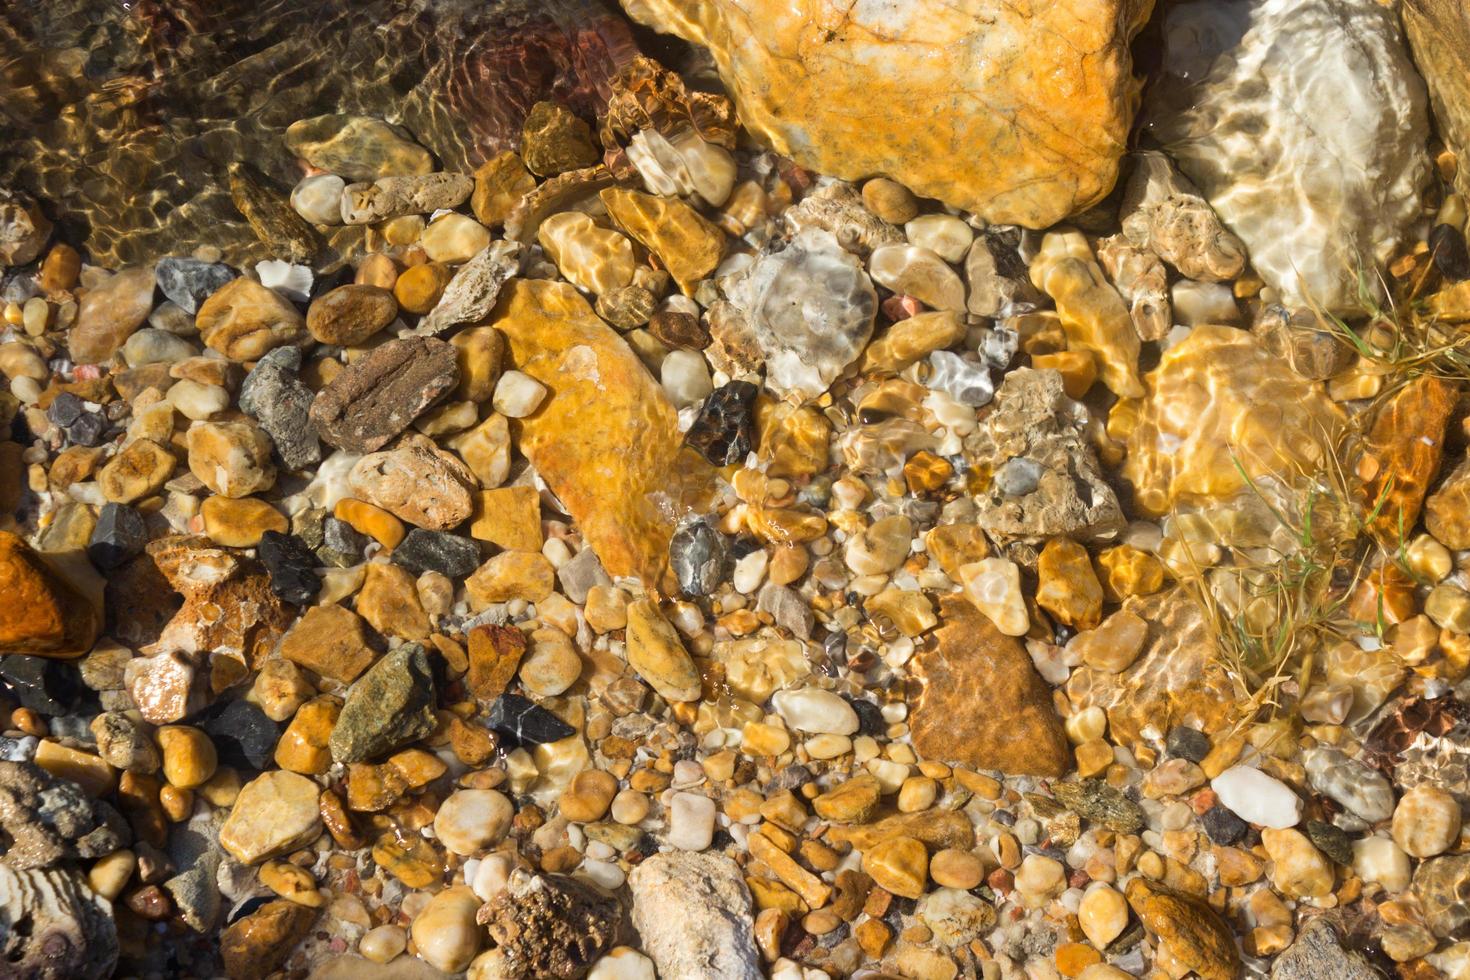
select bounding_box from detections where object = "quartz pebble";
[434,789,513,856]
[1211,766,1302,829]
[492,370,547,418]
[1392,784,1462,858]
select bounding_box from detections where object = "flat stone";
[348,435,476,530]
[909,594,1069,776]
[221,899,317,980]
[155,257,236,315]
[309,337,458,453]
[486,693,575,748]
[600,186,725,292]
[280,603,376,683]
[356,562,431,640]
[1147,0,1430,312]
[285,114,433,182]
[0,531,100,657]
[329,644,437,763]
[623,0,1152,227]
[1125,878,1242,980]
[239,347,321,471]
[488,278,703,585]
[196,277,307,362]
[227,163,318,264]
[70,266,157,364]
[218,771,323,865]
[340,173,473,225]
[391,529,480,578]
[628,852,760,980]
[417,240,522,337]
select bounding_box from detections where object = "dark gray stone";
[670,518,727,597]
[391,528,480,578]
[155,257,237,314]
[87,503,147,570]
[1270,919,1383,980]
[1165,725,1210,763]
[488,693,574,748]
[202,700,281,772]
[257,530,319,605]
[240,346,321,471]
[329,645,437,764]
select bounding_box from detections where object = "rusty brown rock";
[466,624,527,701]
[1360,375,1458,546]
[1125,878,1242,980]
[220,899,317,980]
[909,594,1069,776]
[0,531,100,657]
[309,337,458,453]
[278,603,377,683]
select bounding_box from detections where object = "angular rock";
[309,337,458,453]
[218,770,323,865]
[70,266,156,364]
[466,625,527,702]
[0,761,129,869]
[147,537,294,667]
[622,0,1152,227]
[202,700,281,772]
[0,864,118,980]
[489,279,703,585]
[285,114,434,182]
[1270,919,1384,980]
[1096,234,1171,342]
[239,346,321,471]
[417,240,522,336]
[722,228,877,402]
[964,368,1124,550]
[0,531,100,658]
[329,645,437,763]
[195,277,307,362]
[1119,152,1246,282]
[227,163,318,264]
[256,530,320,605]
[391,528,481,578]
[0,188,52,266]
[348,435,476,530]
[909,594,1069,776]
[472,152,537,228]
[155,257,236,315]
[340,173,473,225]
[279,603,376,684]
[487,693,575,748]
[1051,779,1145,834]
[86,503,146,571]
[628,852,760,980]
[600,186,724,292]
[478,870,622,979]
[685,380,758,466]
[1359,375,1458,547]
[784,182,902,257]
[1125,877,1242,980]
[1148,0,1430,312]
[220,899,317,980]
[521,101,600,177]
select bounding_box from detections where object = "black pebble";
[202,700,281,771]
[843,695,886,737]
[1201,804,1248,845]
[487,693,575,747]
[1165,724,1210,763]
[66,412,108,447]
[46,392,84,428]
[685,380,759,466]
[257,530,320,605]
[1431,223,1470,282]
[391,528,481,578]
[88,502,147,570]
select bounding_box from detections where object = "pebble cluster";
[0,27,1469,980]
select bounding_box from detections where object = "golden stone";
[1035,537,1103,630]
[621,0,1153,227]
[489,279,710,585]
[1029,230,1141,397]
[600,187,725,293]
[1358,375,1458,545]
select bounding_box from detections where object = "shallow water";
[0,0,637,268]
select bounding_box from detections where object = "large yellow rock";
[621,0,1154,227]
[0,531,99,657]
[1114,325,1344,519]
[489,279,710,586]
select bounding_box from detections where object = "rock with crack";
[620,0,1154,227]
[963,368,1124,554]
[1146,0,1430,312]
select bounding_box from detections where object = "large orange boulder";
[0,531,99,657]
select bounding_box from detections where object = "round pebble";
[433,789,513,856]
[1392,784,1462,858]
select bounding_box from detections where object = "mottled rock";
[285,115,433,182]
[240,346,321,471]
[686,380,758,466]
[1052,779,1145,834]
[622,0,1153,226]
[227,163,318,264]
[70,266,157,364]
[1119,152,1246,282]
[628,852,760,980]
[418,240,522,337]
[786,182,902,257]
[220,899,317,980]
[964,368,1124,549]
[722,228,877,402]
[392,528,480,578]
[489,278,703,585]
[1304,745,1395,823]
[306,284,397,346]
[670,518,728,597]
[1359,375,1458,547]
[600,187,724,292]
[329,645,437,763]
[340,173,473,224]
[522,101,601,177]
[1270,919,1384,980]
[1148,0,1430,312]
[472,152,537,227]
[196,277,307,362]
[909,594,1069,776]
[0,864,118,980]
[0,188,51,266]
[218,770,323,865]
[309,337,459,453]
[1096,234,1171,342]
[349,436,476,530]
[1413,851,1470,938]
[0,761,128,869]
[478,870,622,979]
[1125,877,1242,980]
[0,530,100,657]
[186,418,276,498]
[147,537,294,667]
[155,257,236,315]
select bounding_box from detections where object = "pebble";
[422,213,492,264]
[905,214,974,263]
[434,789,513,856]
[862,835,928,899]
[1392,784,1462,857]
[290,174,347,225]
[155,257,235,314]
[588,947,657,980]
[200,495,288,548]
[86,503,146,570]
[519,628,582,696]
[239,347,321,471]
[870,243,966,312]
[411,885,482,973]
[1303,745,1395,823]
[218,770,323,864]
[862,178,918,224]
[669,792,717,850]
[561,770,619,822]
[1211,765,1302,829]
[390,528,480,578]
[1261,827,1334,898]
[168,379,230,420]
[1079,882,1129,949]
[958,558,1029,636]
[122,328,196,367]
[624,599,702,703]
[772,688,860,735]
[521,100,600,176]
[1352,834,1411,892]
[309,336,459,453]
[929,849,984,890]
[196,277,307,361]
[685,381,758,467]
[660,349,713,408]
[187,419,276,497]
[306,284,397,346]
[491,370,547,418]
[155,725,217,789]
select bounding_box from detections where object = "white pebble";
[904,214,974,263]
[1352,834,1411,892]
[659,349,713,408]
[579,858,626,891]
[167,380,229,421]
[1171,279,1239,326]
[732,549,768,594]
[470,853,513,902]
[255,260,313,302]
[291,174,347,226]
[668,791,716,850]
[588,947,656,980]
[492,370,547,418]
[771,688,860,735]
[1211,765,1302,829]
